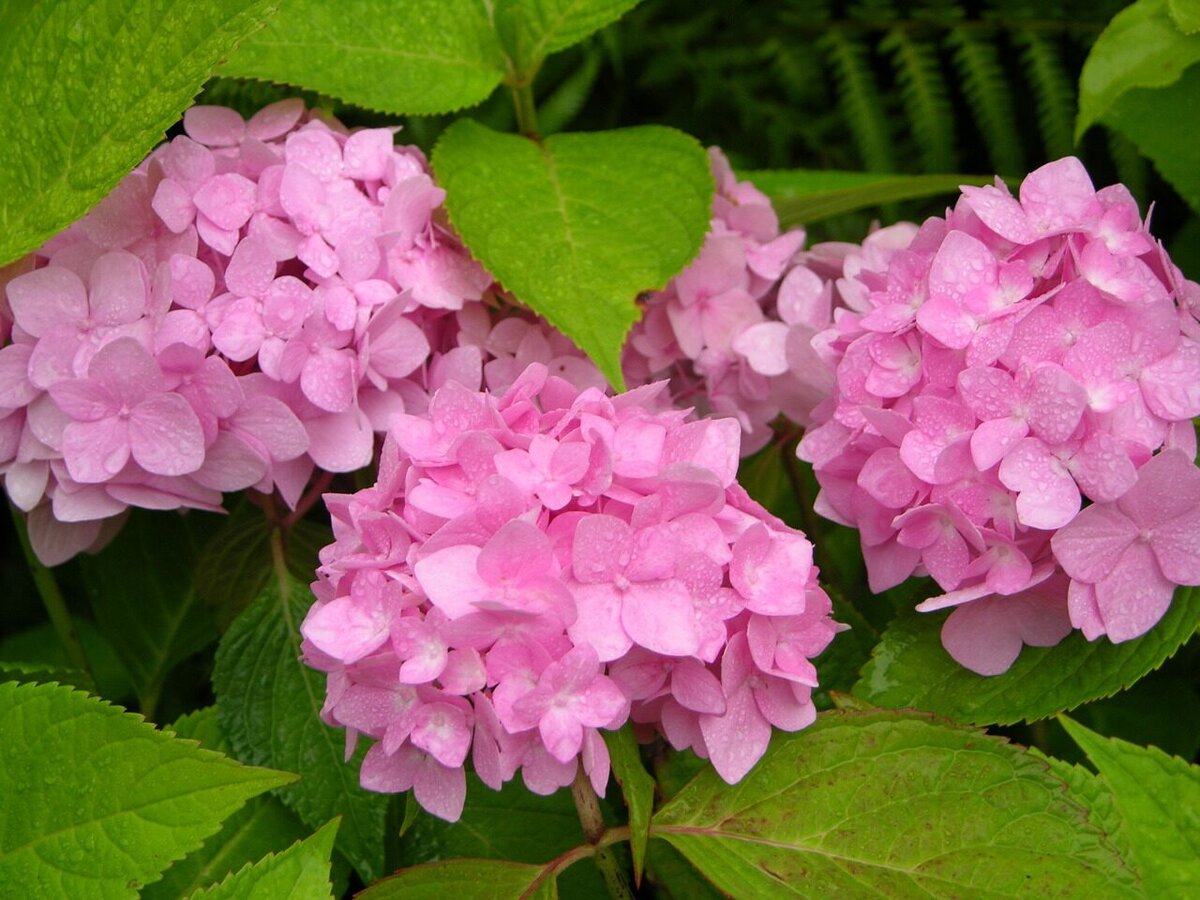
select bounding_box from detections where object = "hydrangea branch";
[572,766,634,900]
[10,503,92,680]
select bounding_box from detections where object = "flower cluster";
[625,150,841,454]
[0,102,490,563]
[798,157,1200,674]
[302,364,840,820]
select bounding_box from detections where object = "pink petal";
[62,417,129,483]
[246,98,305,141]
[286,128,343,182]
[733,321,790,376]
[151,179,196,233]
[621,581,700,657]
[1117,449,1200,528]
[1141,341,1200,420]
[414,545,488,619]
[1094,542,1176,642]
[341,128,394,181]
[1026,364,1087,444]
[301,348,357,413]
[128,393,205,475]
[304,409,373,472]
[999,439,1080,530]
[970,417,1027,472]
[567,583,632,662]
[699,638,771,784]
[1068,579,1107,640]
[1151,507,1200,585]
[225,235,277,298]
[302,596,392,664]
[6,267,88,338]
[193,173,257,232]
[88,251,147,325]
[183,106,246,147]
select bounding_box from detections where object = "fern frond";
[822,30,897,172]
[946,26,1023,176]
[1015,32,1076,160]
[880,29,956,172]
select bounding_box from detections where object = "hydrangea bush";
[2,2,1199,898]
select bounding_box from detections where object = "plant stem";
[510,79,540,138]
[572,767,635,900]
[282,470,334,529]
[10,505,93,679]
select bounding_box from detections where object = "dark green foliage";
[602,0,1128,177]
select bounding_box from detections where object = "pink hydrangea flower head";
[302,363,841,820]
[1,103,495,563]
[800,156,1200,674]
[625,149,865,453]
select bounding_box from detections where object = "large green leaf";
[1171,0,1200,32]
[0,0,277,267]
[602,725,654,881]
[81,510,221,716]
[745,169,993,228]
[360,859,559,899]
[434,120,713,388]
[1102,63,1200,214]
[495,0,641,75]
[651,710,1135,897]
[144,707,310,899]
[0,681,294,899]
[1076,0,1200,140]
[1062,716,1200,897]
[221,0,505,115]
[1030,748,1138,885]
[189,819,339,900]
[853,587,1200,725]
[212,572,388,882]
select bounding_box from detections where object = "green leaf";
[220,0,505,115]
[360,859,558,899]
[397,774,609,899]
[1028,748,1138,878]
[0,660,92,692]
[212,571,388,882]
[1046,673,1200,763]
[853,587,1200,725]
[642,840,725,900]
[434,120,713,388]
[745,169,994,229]
[195,504,329,631]
[1171,0,1200,32]
[495,0,641,75]
[399,774,585,865]
[188,819,339,900]
[0,617,134,702]
[1062,716,1200,896]
[811,589,878,704]
[1102,63,1200,214]
[602,725,654,881]
[0,681,294,899]
[144,708,310,900]
[1076,0,1200,140]
[81,511,220,716]
[651,710,1135,897]
[0,0,277,267]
